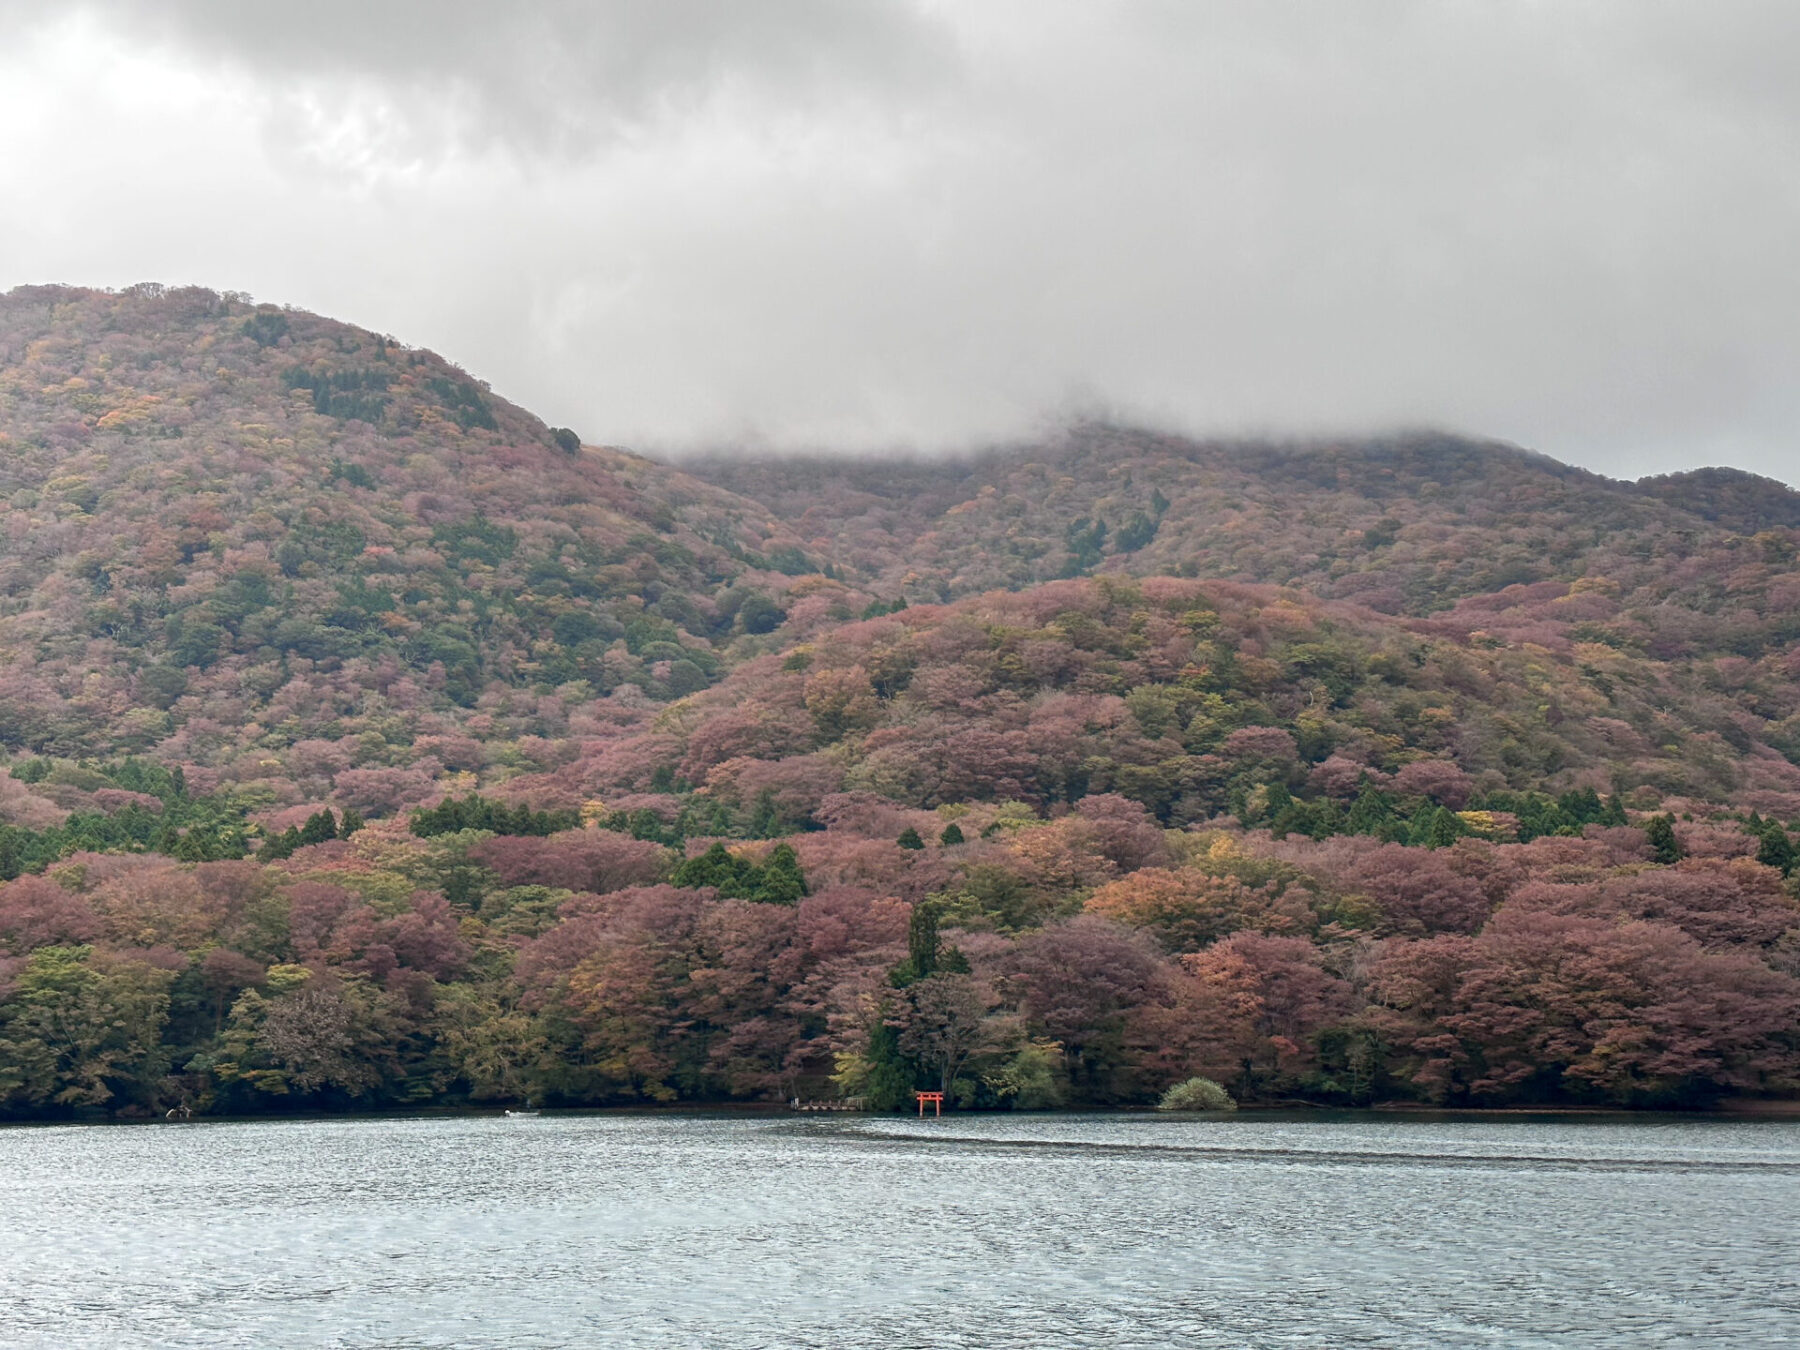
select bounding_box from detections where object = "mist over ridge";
[3,2,1798,481]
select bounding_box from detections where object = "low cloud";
[1,1,1796,481]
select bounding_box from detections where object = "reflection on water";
[2,1112,1796,1347]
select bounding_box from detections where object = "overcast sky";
[1,2,1795,482]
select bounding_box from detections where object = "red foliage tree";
[1349,843,1494,936]
[0,876,101,953]
[1003,916,1175,1101]
[471,830,667,896]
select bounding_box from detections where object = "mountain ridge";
[682,420,1800,617]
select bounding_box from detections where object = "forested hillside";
[0,284,821,765]
[1,287,1797,1121]
[686,423,1800,620]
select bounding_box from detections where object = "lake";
[2,1111,1796,1347]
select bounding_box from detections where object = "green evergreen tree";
[752,843,806,905]
[1269,800,1307,840]
[338,806,365,837]
[939,822,965,846]
[1346,784,1394,836]
[908,900,939,977]
[673,842,740,892]
[747,789,781,838]
[892,900,942,987]
[673,841,807,903]
[1403,801,1438,846]
[259,826,302,861]
[297,809,338,847]
[1755,823,1796,876]
[1262,781,1293,823]
[896,826,925,851]
[1424,806,1462,850]
[1308,799,1344,840]
[173,826,236,862]
[1645,814,1683,865]
[1558,787,1605,825]
[410,792,578,838]
[860,1020,916,1112]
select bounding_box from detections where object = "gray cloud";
[0,0,956,154]
[0,1,1796,482]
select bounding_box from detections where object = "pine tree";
[674,842,739,892]
[1399,800,1437,846]
[1558,787,1604,826]
[939,822,965,846]
[910,902,937,975]
[859,1021,916,1112]
[753,843,806,905]
[297,809,338,846]
[748,789,781,838]
[1262,781,1293,822]
[1645,814,1683,865]
[891,900,942,987]
[1346,785,1393,836]
[1755,823,1795,877]
[897,826,925,850]
[1424,806,1461,849]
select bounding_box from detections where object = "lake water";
[2,1111,1797,1347]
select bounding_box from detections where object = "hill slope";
[682,423,1800,788]
[0,284,827,797]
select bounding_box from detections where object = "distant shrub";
[1157,1077,1236,1112]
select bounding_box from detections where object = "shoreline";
[6,1099,1800,1129]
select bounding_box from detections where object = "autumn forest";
[2,284,1799,1120]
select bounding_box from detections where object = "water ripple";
[1,1112,1795,1348]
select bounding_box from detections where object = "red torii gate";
[915,1091,944,1117]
